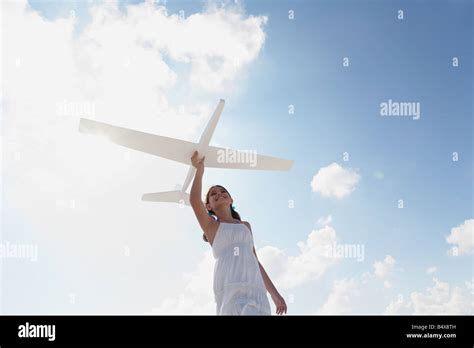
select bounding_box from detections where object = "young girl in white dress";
[190,151,287,315]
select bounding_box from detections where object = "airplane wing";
[198,99,225,145]
[142,190,190,205]
[79,118,197,164]
[181,166,196,192]
[204,146,293,171]
[79,118,293,171]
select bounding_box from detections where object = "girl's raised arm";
[190,151,217,240]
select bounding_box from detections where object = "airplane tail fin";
[141,190,190,206]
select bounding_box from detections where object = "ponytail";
[230,205,241,221]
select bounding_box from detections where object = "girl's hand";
[191,150,205,170]
[271,293,287,315]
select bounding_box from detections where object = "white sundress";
[211,221,271,315]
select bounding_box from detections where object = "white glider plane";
[78,99,293,206]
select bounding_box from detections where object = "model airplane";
[78,99,293,206]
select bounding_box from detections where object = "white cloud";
[317,255,397,314]
[426,266,437,275]
[257,226,341,289]
[310,163,360,199]
[151,226,341,314]
[383,296,411,314]
[446,219,473,256]
[384,278,473,315]
[410,278,471,314]
[373,255,396,279]
[2,0,267,314]
[318,278,359,314]
[317,214,332,226]
[466,278,474,293]
[148,250,216,315]
[466,278,474,309]
[101,0,268,93]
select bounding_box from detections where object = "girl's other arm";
[243,221,287,315]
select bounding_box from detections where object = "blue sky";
[232,0,472,308]
[2,0,472,314]
[203,0,472,291]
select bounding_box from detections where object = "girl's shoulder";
[241,221,252,231]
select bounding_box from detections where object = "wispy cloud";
[2,0,267,314]
[384,278,473,315]
[317,255,398,314]
[258,226,341,289]
[446,219,473,256]
[317,214,332,226]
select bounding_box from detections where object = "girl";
[190,150,287,315]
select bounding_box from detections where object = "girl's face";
[206,186,233,211]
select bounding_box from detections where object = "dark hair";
[202,185,241,243]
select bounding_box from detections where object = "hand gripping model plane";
[78,99,293,206]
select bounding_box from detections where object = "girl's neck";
[214,207,235,223]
